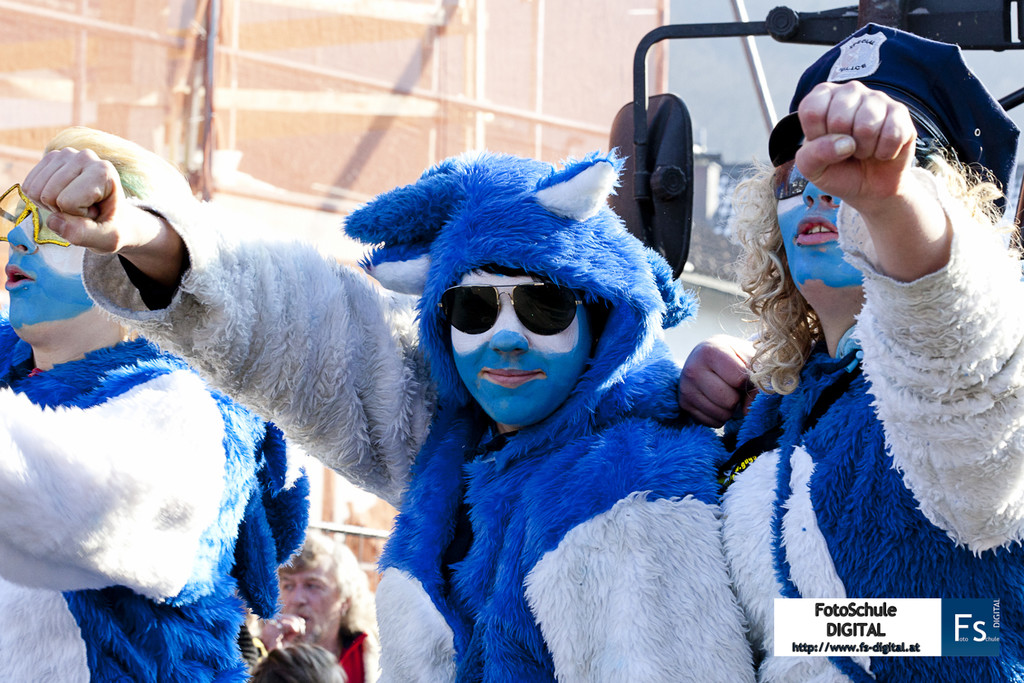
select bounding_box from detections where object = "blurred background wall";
[0,0,672,580]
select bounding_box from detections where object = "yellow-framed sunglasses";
[0,183,71,248]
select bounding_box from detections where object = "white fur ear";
[535,161,617,221]
[364,254,431,295]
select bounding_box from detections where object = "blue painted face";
[776,172,863,291]
[450,272,591,432]
[5,216,93,330]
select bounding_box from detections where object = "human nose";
[486,292,529,353]
[489,328,529,353]
[8,224,36,254]
[802,183,839,211]
[283,586,307,609]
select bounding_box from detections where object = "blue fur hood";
[345,151,695,449]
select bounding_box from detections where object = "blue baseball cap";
[768,23,1019,197]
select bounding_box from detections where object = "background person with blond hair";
[260,529,380,683]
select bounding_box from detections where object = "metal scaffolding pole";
[730,0,777,132]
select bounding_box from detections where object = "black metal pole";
[857,0,907,28]
[632,22,767,203]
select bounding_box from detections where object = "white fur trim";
[525,493,754,682]
[283,441,312,491]
[375,567,456,683]
[534,161,617,221]
[0,575,88,682]
[0,371,226,599]
[836,202,878,268]
[783,446,848,601]
[723,452,854,682]
[83,201,433,506]
[844,168,1024,551]
[366,254,431,295]
[758,655,857,683]
[723,452,784,656]
[783,447,871,674]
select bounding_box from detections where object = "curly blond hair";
[282,529,380,655]
[732,164,818,394]
[733,152,1007,395]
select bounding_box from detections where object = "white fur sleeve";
[524,494,754,682]
[82,200,434,506]
[0,371,228,599]
[840,169,1024,551]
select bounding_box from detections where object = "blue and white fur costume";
[0,319,309,681]
[717,23,1024,683]
[723,171,1024,682]
[80,151,754,681]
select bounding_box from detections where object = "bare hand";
[22,147,188,287]
[793,80,951,280]
[678,335,756,427]
[22,147,132,253]
[794,80,917,212]
[259,613,307,650]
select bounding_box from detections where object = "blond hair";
[733,153,1006,395]
[282,530,379,646]
[42,127,194,341]
[45,127,193,204]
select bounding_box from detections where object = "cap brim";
[768,112,804,167]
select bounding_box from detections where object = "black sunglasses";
[438,282,582,336]
[772,159,808,200]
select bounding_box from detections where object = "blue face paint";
[5,219,93,329]
[777,178,863,290]
[451,272,591,431]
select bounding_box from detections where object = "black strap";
[236,621,262,672]
[803,365,862,432]
[719,365,863,489]
[719,424,783,488]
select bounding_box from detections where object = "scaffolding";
[0,0,669,572]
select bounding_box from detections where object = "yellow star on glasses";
[0,184,72,248]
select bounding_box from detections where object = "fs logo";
[942,599,1000,656]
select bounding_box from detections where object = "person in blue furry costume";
[1,127,309,682]
[679,25,1024,681]
[20,143,756,680]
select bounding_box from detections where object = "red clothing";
[338,632,367,683]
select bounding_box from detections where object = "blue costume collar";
[834,324,863,373]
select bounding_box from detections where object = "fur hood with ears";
[345,151,695,444]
